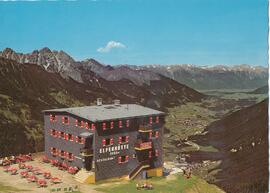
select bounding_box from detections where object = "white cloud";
[97,41,126,53]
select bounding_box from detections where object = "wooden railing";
[128,160,150,180]
[134,141,152,150]
[138,124,152,132]
[80,149,94,157]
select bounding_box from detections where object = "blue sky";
[0,0,268,66]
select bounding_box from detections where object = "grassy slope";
[95,175,224,193]
[0,182,26,192]
[164,90,268,161]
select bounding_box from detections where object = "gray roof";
[43,104,164,122]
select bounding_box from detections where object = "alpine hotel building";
[43,99,165,183]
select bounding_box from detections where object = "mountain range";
[0,48,268,90]
[132,64,268,90]
[0,48,203,156]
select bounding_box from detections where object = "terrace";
[134,141,152,150]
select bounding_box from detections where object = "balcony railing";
[80,149,94,157]
[138,124,152,132]
[134,141,152,150]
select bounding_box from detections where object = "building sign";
[96,157,114,163]
[99,144,129,154]
[97,144,129,162]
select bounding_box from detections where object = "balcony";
[80,148,94,157]
[138,124,152,132]
[134,141,152,150]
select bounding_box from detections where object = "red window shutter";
[118,156,121,164]
[149,132,152,139]
[102,139,106,147]
[62,116,65,124]
[75,120,78,127]
[149,117,153,124]
[110,121,114,129]
[119,120,122,128]
[118,136,122,144]
[126,136,129,143]
[50,115,52,122]
[149,151,152,158]
[75,136,78,143]
[126,120,130,127]
[80,121,84,128]
[81,138,85,144]
[85,122,89,129]
[70,135,74,141]
[125,155,129,162]
[156,116,159,123]
[50,147,53,154]
[50,129,53,136]
[155,131,159,138]
[110,138,114,145]
[91,123,95,130]
[65,134,69,140]
[155,150,159,157]
[102,122,106,130]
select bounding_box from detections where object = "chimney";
[97,98,102,106]
[113,99,120,106]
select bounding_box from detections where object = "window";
[50,147,57,156]
[155,116,159,123]
[126,120,130,127]
[78,120,84,128]
[155,150,159,157]
[118,155,129,164]
[91,123,96,130]
[148,150,152,158]
[76,136,84,144]
[67,152,74,161]
[149,132,152,139]
[50,114,57,122]
[110,138,114,145]
[60,150,65,158]
[50,129,57,137]
[68,134,73,141]
[102,122,107,130]
[62,116,69,125]
[110,121,114,129]
[60,131,65,139]
[102,138,113,146]
[118,136,129,144]
[119,120,123,128]
[149,117,153,124]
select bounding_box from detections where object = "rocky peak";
[39,47,52,53]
